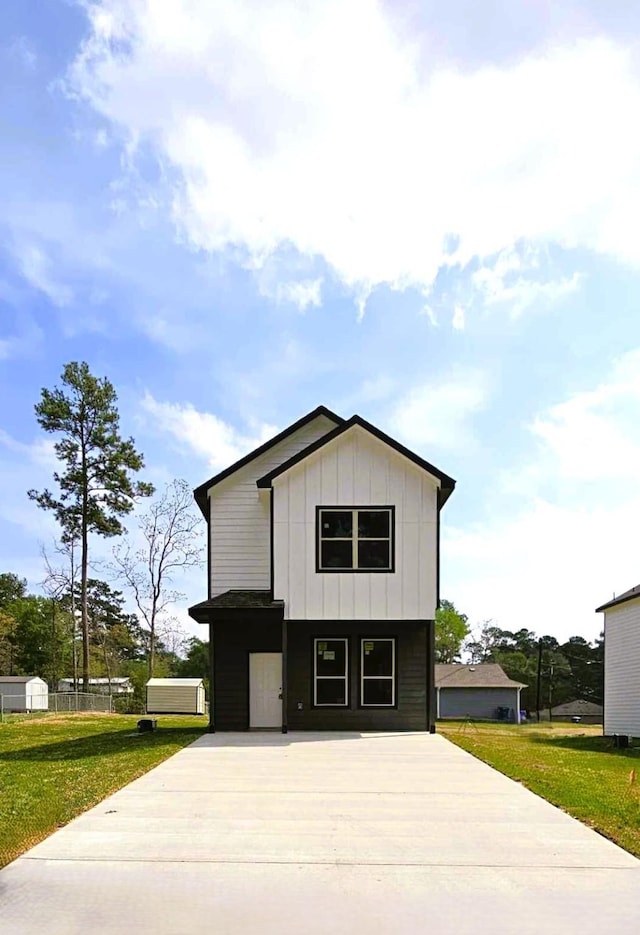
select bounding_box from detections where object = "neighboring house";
[435,664,526,723]
[596,584,640,739]
[541,699,603,724]
[146,678,206,715]
[189,405,455,732]
[57,677,134,695]
[0,676,48,712]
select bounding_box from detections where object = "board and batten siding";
[273,426,439,620]
[604,598,640,738]
[287,620,429,731]
[209,414,338,597]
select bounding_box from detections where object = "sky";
[1,0,640,647]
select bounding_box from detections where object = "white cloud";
[451,305,465,330]
[390,370,489,451]
[0,430,58,471]
[14,242,74,307]
[443,349,640,641]
[530,348,640,482]
[69,4,640,312]
[261,277,323,312]
[471,246,582,318]
[443,496,640,643]
[140,393,277,469]
[8,36,37,71]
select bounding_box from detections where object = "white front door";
[249,653,282,728]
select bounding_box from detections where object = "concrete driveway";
[1,732,639,934]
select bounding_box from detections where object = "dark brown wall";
[213,619,282,730]
[287,620,430,731]
[212,617,432,731]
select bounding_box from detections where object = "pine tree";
[28,362,153,690]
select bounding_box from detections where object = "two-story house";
[189,406,455,732]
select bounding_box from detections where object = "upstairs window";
[317,507,394,572]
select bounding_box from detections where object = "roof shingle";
[435,664,526,689]
[595,584,640,613]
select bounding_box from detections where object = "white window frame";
[313,638,349,707]
[361,638,396,707]
[317,507,394,572]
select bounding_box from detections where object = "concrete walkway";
[1,732,639,933]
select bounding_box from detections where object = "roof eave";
[193,405,345,517]
[595,588,640,613]
[257,415,456,504]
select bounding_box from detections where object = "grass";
[439,720,640,857]
[0,712,207,869]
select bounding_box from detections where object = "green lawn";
[439,720,640,857]
[0,713,207,868]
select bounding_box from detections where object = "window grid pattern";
[361,638,396,707]
[313,638,349,707]
[317,507,393,572]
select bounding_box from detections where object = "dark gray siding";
[213,619,282,730]
[287,620,430,731]
[212,617,432,731]
[438,687,519,720]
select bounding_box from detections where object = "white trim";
[314,638,349,706]
[318,508,393,571]
[361,638,395,707]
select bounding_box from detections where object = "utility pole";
[536,639,543,722]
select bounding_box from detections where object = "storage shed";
[0,676,48,713]
[435,664,526,723]
[146,678,206,715]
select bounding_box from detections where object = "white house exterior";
[190,406,456,733]
[57,677,134,694]
[207,410,338,597]
[0,676,48,712]
[596,585,640,739]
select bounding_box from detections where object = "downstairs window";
[314,638,348,706]
[361,638,395,706]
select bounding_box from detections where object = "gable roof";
[435,664,527,689]
[193,405,344,517]
[0,675,45,684]
[256,415,456,505]
[595,583,640,613]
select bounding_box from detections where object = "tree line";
[435,600,604,710]
[0,361,208,705]
[0,569,209,707]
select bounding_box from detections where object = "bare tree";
[110,479,204,676]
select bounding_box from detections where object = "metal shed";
[145,678,206,715]
[0,676,49,713]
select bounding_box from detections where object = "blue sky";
[2,1,640,645]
